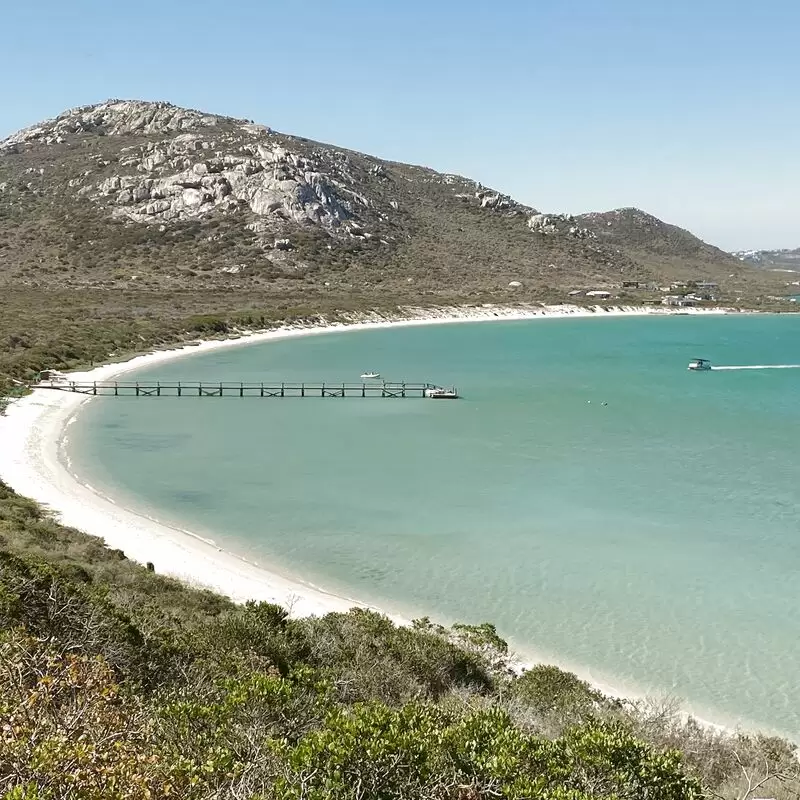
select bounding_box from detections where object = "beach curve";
[0,303,731,618]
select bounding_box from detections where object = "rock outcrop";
[2,100,221,147]
[2,100,362,239]
[95,137,351,228]
[474,188,519,212]
[527,213,596,239]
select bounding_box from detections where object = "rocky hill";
[0,100,791,386]
[0,99,776,297]
[577,208,735,266]
[733,248,800,271]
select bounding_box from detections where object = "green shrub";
[511,664,612,725]
[296,608,495,703]
[274,703,701,800]
[0,481,795,800]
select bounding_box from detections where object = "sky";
[1,0,798,251]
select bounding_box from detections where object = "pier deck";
[35,380,458,399]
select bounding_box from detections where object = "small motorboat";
[425,387,459,399]
[688,358,712,371]
[360,372,381,380]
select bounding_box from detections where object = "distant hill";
[577,208,736,266]
[733,248,800,272]
[0,100,775,298]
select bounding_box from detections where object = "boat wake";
[711,364,800,370]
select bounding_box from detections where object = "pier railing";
[35,381,457,398]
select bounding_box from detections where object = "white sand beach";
[0,302,730,618]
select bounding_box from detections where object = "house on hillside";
[37,369,68,383]
[661,295,698,307]
[671,279,718,292]
[686,291,719,302]
[586,290,612,299]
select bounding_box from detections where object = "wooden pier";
[35,380,458,399]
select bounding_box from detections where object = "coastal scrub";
[0,480,798,798]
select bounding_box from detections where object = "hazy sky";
[2,0,797,251]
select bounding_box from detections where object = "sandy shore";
[0,300,759,733]
[0,302,729,618]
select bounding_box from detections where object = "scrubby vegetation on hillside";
[1,480,798,799]
[0,288,431,396]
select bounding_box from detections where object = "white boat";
[688,358,712,371]
[360,372,381,380]
[425,387,459,399]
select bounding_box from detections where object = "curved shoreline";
[0,303,744,728]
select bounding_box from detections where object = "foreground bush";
[0,630,700,800]
[274,703,700,800]
[1,480,798,799]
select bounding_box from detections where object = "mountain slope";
[0,100,611,294]
[0,100,792,388]
[0,99,772,297]
[577,207,736,266]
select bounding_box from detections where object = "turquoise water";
[69,315,800,736]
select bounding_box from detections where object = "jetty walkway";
[34,380,458,399]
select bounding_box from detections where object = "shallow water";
[69,314,800,736]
